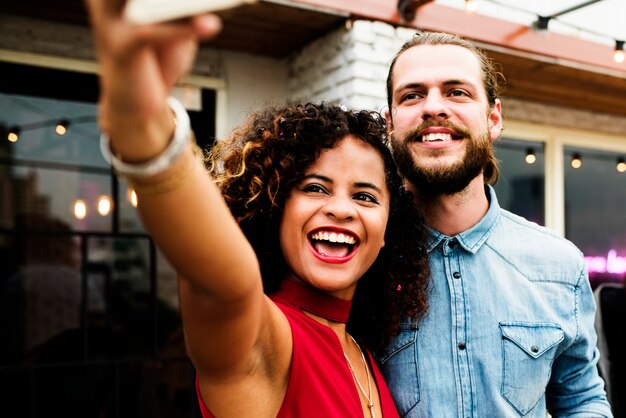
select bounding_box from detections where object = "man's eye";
[449,89,468,97]
[402,93,421,101]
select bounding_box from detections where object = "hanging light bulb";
[614,40,625,63]
[7,127,21,143]
[571,153,582,169]
[97,195,112,216]
[525,148,536,164]
[465,0,477,13]
[617,158,626,173]
[73,199,87,220]
[127,188,139,208]
[396,0,434,22]
[55,119,70,136]
[534,16,550,31]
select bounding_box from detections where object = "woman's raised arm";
[85,0,286,380]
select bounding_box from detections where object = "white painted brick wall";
[287,20,417,112]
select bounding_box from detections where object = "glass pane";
[564,146,626,287]
[86,237,181,359]
[118,178,146,233]
[0,230,193,416]
[31,363,116,416]
[86,237,153,358]
[0,226,84,364]
[494,138,545,225]
[0,163,112,231]
[116,359,197,418]
[1,93,103,168]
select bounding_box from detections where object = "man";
[378,31,612,417]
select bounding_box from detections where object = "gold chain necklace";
[343,334,375,418]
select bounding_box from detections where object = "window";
[494,138,545,226]
[564,146,626,286]
[0,61,216,417]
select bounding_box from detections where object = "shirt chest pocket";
[499,322,564,416]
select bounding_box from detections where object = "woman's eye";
[354,192,379,204]
[301,184,326,194]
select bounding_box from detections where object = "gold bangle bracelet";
[126,142,204,196]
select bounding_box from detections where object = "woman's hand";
[85,0,222,159]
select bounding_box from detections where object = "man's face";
[386,44,502,196]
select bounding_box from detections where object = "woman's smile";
[309,226,359,263]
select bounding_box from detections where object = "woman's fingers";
[85,0,222,47]
[130,14,222,45]
[192,14,223,39]
[84,0,125,28]
[85,0,223,130]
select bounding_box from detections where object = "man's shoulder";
[494,208,580,251]
[486,208,585,283]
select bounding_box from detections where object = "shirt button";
[458,342,466,350]
[453,272,461,279]
[531,345,539,353]
[448,241,457,249]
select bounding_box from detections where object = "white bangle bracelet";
[99,97,191,178]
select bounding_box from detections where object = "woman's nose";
[322,195,356,221]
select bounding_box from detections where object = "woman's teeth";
[310,231,356,245]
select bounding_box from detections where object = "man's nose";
[421,90,450,120]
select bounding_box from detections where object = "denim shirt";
[378,186,612,418]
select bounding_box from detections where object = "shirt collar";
[425,185,500,255]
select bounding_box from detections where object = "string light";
[571,153,582,169]
[465,0,477,13]
[617,158,626,173]
[614,40,625,63]
[396,0,434,22]
[6,115,95,139]
[55,119,69,136]
[97,195,112,216]
[73,199,87,220]
[524,148,536,164]
[7,127,21,142]
[534,15,550,30]
[127,188,139,208]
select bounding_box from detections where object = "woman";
[86,1,430,416]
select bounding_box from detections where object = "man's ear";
[488,99,502,142]
[384,107,394,135]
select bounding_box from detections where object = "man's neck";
[411,176,490,237]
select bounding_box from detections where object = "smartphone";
[124,0,258,25]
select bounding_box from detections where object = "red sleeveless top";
[196,280,400,417]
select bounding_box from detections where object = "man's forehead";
[394,44,483,86]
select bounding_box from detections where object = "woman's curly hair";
[207,102,430,352]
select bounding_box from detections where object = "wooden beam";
[289,0,626,77]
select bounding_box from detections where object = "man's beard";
[391,122,493,197]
